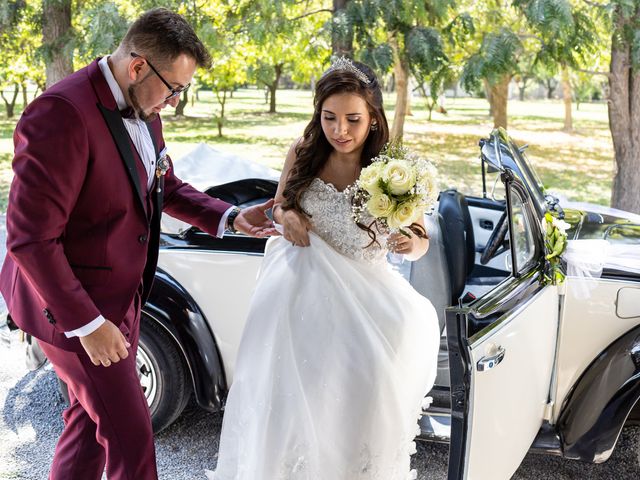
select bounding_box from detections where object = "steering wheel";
[480,211,509,265]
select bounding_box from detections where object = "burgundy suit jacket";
[0,59,232,352]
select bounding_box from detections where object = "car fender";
[557,323,640,463]
[143,268,227,412]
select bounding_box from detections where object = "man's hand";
[233,198,279,237]
[79,320,130,367]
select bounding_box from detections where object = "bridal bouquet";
[542,212,570,286]
[347,143,438,234]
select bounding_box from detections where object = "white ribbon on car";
[563,239,640,298]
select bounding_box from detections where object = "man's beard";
[128,84,157,123]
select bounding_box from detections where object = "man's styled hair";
[120,8,211,69]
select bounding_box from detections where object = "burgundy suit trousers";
[39,293,158,480]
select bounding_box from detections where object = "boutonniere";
[156,147,169,192]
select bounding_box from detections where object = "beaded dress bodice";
[300,178,389,264]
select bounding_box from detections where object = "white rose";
[359,163,384,194]
[417,162,438,196]
[387,200,419,228]
[367,193,395,218]
[552,217,571,234]
[384,160,416,195]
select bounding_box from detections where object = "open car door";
[447,175,560,479]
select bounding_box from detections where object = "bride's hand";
[387,230,428,260]
[280,208,311,247]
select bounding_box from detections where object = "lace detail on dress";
[300,178,389,264]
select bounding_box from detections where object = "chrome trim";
[476,346,506,371]
[160,247,265,258]
[136,343,158,407]
[469,284,547,348]
[419,412,452,443]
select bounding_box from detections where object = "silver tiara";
[322,56,371,84]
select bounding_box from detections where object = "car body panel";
[157,249,262,382]
[464,286,559,479]
[553,278,640,422]
[557,322,640,463]
[144,268,228,410]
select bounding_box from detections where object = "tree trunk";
[490,75,510,129]
[175,90,188,116]
[216,90,227,137]
[1,84,19,118]
[483,79,494,117]
[390,37,409,142]
[546,79,556,99]
[268,64,283,114]
[21,82,28,110]
[43,0,74,89]
[332,0,353,56]
[608,9,640,214]
[518,77,529,101]
[406,76,413,116]
[561,66,573,132]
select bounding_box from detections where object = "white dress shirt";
[65,57,233,338]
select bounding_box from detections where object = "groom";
[0,8,274,480]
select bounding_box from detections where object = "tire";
[138,315,192,433]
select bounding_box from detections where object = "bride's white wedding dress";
[208,178,440,480]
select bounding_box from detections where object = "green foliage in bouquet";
[542,211,569,286]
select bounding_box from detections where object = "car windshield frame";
[481,129,547,217]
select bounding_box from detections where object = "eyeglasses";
[131,52,190,101]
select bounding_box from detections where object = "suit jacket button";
[43,308,55,324]
[138,234,147,244]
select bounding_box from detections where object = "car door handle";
[479,219,494,230]
[476,346,506,372]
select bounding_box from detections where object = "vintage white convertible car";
[8,131,640,479]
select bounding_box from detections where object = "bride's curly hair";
[281,61,389,213]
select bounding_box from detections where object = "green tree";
[0,0,44,116]
[518,0,599,131]
[42,0,74,87]
[229,0,331,114]
[341,0,458,140]
[74,1,129,66]
[459,0,581,129]
[608,0,640,213]
[197,10,249,137]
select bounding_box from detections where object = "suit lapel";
[97,103,146,213]
[145,122,164,214]
[88,59,146,214]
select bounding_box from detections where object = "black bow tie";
[120,106,135,119]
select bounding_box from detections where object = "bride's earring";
[370,121,378,131]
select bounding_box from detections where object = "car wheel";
[138,315,192,433]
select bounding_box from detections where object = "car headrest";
[438,189,475,303]
[204,178,278,206]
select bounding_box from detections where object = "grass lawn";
[0,88,614,213]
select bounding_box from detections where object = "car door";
[447,176,560,479]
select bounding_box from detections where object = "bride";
[208,58,440,480]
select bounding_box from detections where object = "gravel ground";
[0,213,639,479]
